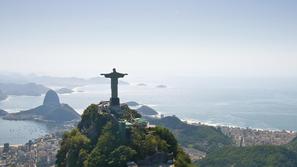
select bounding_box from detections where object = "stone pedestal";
[110,97,120,106]
[109,102,121,114]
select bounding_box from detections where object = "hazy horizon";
[2,1,297,165]
[1,0,297,78]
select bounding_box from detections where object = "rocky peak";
[43,90,60,106]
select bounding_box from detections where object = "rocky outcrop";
[3,90,80,123]
[43,89,60,106]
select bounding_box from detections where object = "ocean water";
[0,118,48,145]
[1,77,297,144]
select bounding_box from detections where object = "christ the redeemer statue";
[101,68,128,106]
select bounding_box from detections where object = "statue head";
[113,68,116,72]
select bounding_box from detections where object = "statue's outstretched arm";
[119,73,128,77]
[101,73,111,77]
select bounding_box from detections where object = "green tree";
[154,126,178,155]
[175,146,193,167]
[85,122,121,167]
[108,146,137,167]
[56,129,90,167]
[78,104,115,145]
[199,145,297,167]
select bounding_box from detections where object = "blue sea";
[1,77,297,144]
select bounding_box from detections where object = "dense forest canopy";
[56,104,193,167]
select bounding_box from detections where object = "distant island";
[3,90,80,123]
[0,109,8,116]
[126,102,158,115]
[156,84,167,88]
[56,88,74,94]
[136,105,158,115]
[125,101,139,106]
[0,82,49,96]
[137,83,147,86]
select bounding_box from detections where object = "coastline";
[148,111,297,146]
[149,109,297,133]
[180,116,297,147]
[183,118,296,133]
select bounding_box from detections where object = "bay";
[1,77,297,144]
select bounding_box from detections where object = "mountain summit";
[43,89,60,106]
[56,102,193,167]
[3,90,80,122]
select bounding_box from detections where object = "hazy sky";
[0,0,297,78]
